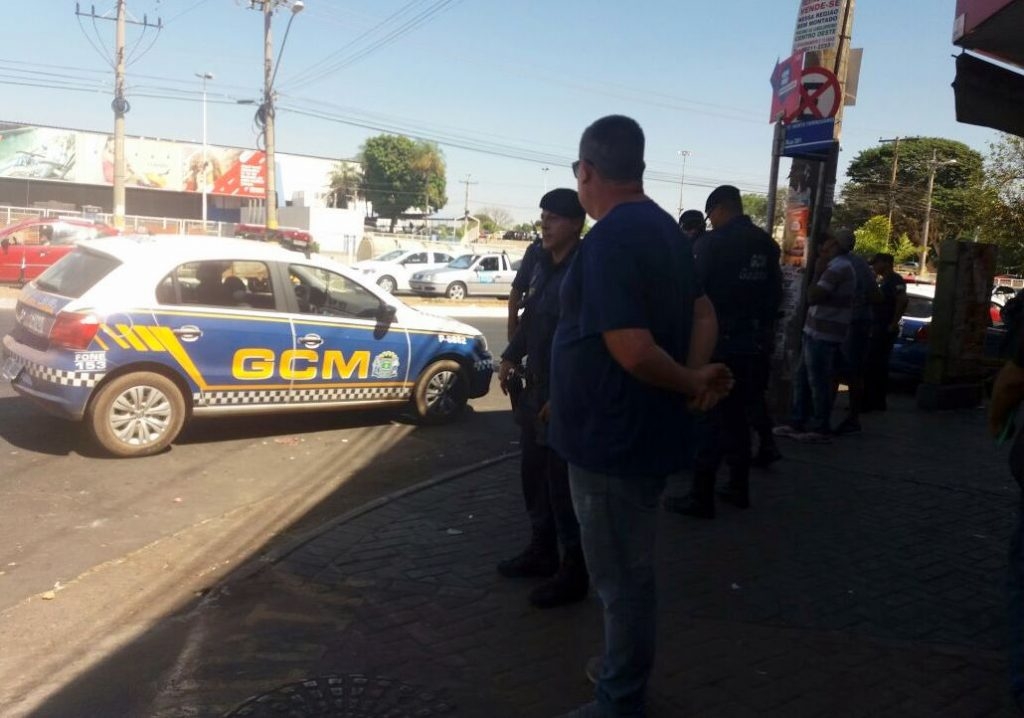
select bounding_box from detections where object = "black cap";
[539,188,585,219]
[705,184,742,214]
[679,209,705,230]
[869,252,894,264]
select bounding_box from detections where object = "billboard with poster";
[0,122,345,203]
[792,0,849,53]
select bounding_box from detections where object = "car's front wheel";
[412,360,467,424]
[377,275,397,294]
[86,372,187,457]
[446,282,467,301]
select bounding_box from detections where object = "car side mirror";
[0,239,8,254]
[378,303,397,322]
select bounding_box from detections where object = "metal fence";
[0,205,234,236]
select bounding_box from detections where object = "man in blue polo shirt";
[551,115,732,718]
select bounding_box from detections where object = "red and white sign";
[212,150,267,198]
[770,51,805,122]
[798,66,842,119]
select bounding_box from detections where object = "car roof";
[906,284,935,299]
[82,234,307,267]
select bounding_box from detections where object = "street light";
[195,72,214,227]
[920,151,958,275]
[541,166,550,194]
[677,150,691,216]
[254,0,305,232]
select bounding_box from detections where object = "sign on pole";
[769,51,805,122]
[797,66,843,119]
[792,0,849,53]
[783,118,836,158]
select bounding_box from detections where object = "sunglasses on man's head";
[571,160,581,178]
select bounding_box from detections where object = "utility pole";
[677,150,691,216]
[920,149,958,274]
[262,0,277,230]
[75,2,162,230]
[196,72,214,227]
[246,0,304,232]
[459,174,477,239]
[541,166,550,194]
[879,136,908,241]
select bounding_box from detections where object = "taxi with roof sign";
[1,235,494,457]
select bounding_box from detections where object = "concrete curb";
[229,451,521,584]
[0,298,15,309]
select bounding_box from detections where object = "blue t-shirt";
[549,199,697,478]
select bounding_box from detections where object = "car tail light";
[915,324,929,343]
[49,312,101,349]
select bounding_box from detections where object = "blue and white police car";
[1,235,494,457]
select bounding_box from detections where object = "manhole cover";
[223,674,456,717]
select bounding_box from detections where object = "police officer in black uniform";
[496,188,588,608]
[664,185,782,518]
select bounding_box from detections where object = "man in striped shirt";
[774,229,857,443]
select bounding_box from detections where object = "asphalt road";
[0,307,514,616]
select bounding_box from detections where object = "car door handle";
[298,333,324,349]
[172,325,203,342]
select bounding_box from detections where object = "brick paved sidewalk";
[30,397,1024,717]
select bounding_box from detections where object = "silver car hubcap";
[379,277,395,293]
[109,386,173,447]
[425,370,459,415]
[449,285,464,300]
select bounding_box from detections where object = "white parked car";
[1,236,494,457]
[351,248,455,294]
[409,252,522,300]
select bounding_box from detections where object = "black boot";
[497,539,559,579]
[529,544,589,608]
[663,493,715,519]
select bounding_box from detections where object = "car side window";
[434,252,452,263]
[405,252,427,264]
[289,264,382,320]
[160,260,275,309]
[478,256,499,272]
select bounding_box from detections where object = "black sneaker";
[663,495,715,519]
[751,445,783,467]
[529,570,589,609]
[497,546,559,579]
[834,418,862,435]
[716,488,750,509]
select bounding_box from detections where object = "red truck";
[233,223,314,253]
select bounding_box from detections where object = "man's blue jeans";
[1009,492,1024,709]
[569,464,667,717]
[791,334,840,433]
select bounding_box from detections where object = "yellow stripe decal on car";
[132,325,166,352]
[94,336,109,351]
[100,325,131,349]
[115,325,149,352]
[148,326,209,390]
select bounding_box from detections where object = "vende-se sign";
[792,0,849,53]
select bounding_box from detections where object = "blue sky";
[1,0,1000,223]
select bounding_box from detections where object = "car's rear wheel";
[377,275,397,294]
[87,372,187,458]
[413,360,467,424]
[446,282,467,301]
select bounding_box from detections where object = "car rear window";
[33,248,121,298]
[905,295,932,319]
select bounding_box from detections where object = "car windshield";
[448,254,477,269]
[34,248,120,298]
[375,250,406,262]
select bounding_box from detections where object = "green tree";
[980,135,1024,272]
[479,207,514,230]
[835,137,986,251]
[359,135,448,230]
[741,192,785,234]
[328,162,362,209]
